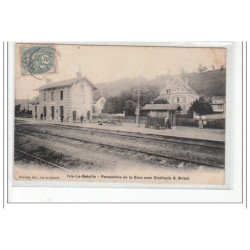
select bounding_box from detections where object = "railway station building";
[33,72,97,122]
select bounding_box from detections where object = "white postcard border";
[7,41,243,203]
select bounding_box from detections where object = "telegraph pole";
[27,95,29,111]
[136,85,140,127]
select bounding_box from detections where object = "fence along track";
[19,123,225,149]
[15,148,74,173]
[16,130,224,169]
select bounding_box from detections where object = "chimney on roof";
[46,78,52,83]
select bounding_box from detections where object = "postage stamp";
[20,45,57,76]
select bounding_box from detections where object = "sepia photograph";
[13,43,227,186]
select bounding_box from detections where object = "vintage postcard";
[13,42,227,187]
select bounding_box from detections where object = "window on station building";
[176,97,180,103]
[51,91,54,100]
[51,106,55,119]
[60,90,63,100]
[43,92,46,101]
[166,89,171,94]
[43,106,47,116]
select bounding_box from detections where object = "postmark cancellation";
[19,44,57,76]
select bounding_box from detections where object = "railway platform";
[16,118,225,142]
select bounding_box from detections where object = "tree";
[153,98,169,104]
[138,85,160,107]
[103,85,160,115]
[103,96,122,114]
[188,97,214,115]
[124,100,137,116]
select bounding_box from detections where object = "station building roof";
[36,76,97,91]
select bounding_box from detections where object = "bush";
[176,113,225,129]
[153,98,169,104]
[188,97,214,115]
[204,119,225,129]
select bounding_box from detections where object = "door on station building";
[34,106,37,118]
[87,111,90,120]
[43,107,47,119]
[60,106,64,118]
[51,106,55,120]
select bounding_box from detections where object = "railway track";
[15,148,74,173]
[17,123,225,149]
[15,128,224,168]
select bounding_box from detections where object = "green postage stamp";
[20,45,57,76]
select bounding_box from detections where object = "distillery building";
[159,76,199,113]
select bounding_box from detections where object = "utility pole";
[27,95,29,112]
[136,85,140,127]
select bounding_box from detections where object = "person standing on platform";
[73,111,77,123]
[80,114,84,123]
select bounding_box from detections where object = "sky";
[15,44,226,99]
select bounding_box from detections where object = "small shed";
[141,104,179,129]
